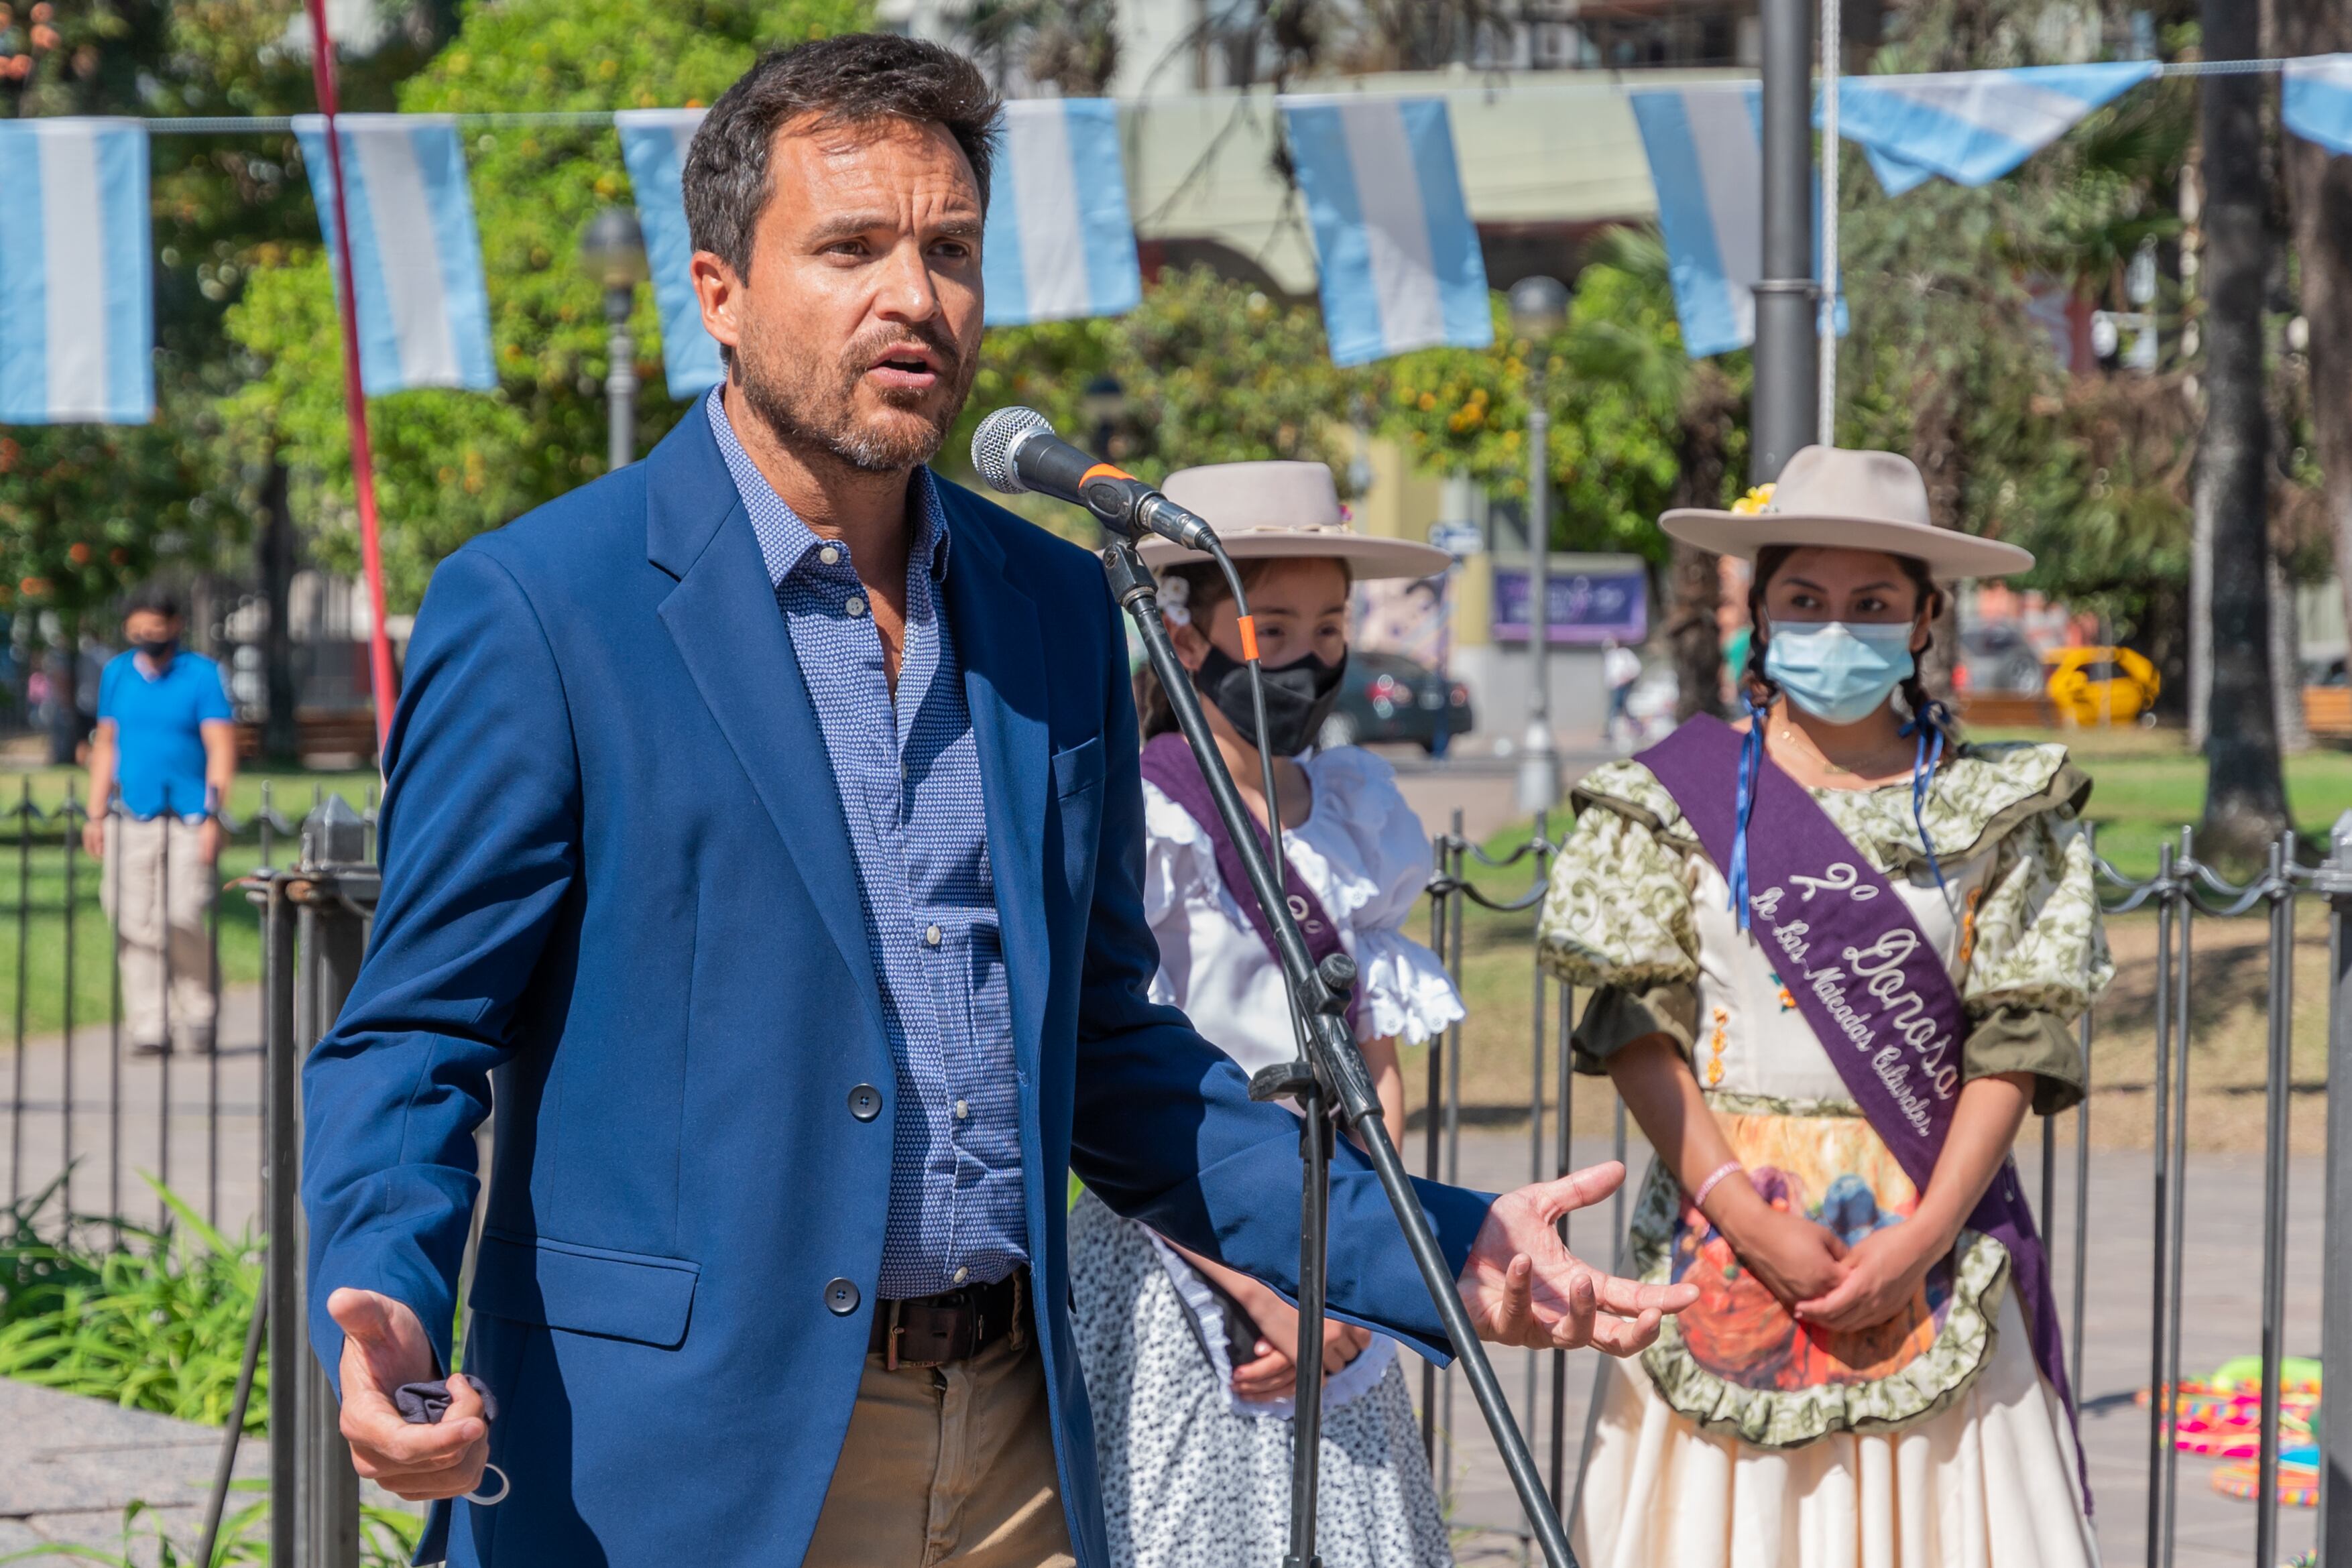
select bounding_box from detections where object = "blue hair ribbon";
[1901,704,1949,892]
[1730,694,1767,931]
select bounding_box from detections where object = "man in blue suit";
[302,35,1692,1568]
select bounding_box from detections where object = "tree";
[223,0,870,611]
[2194,0,2293,861]
[2280,0,2352,711]
[1376,232,1747,715]
[955,264,1372,526]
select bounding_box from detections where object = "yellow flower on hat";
[1729,483,1775,516]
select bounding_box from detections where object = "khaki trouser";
[100,816,215,1048]
[805,1321,1076,1568]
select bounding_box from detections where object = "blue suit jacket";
[301,399,1495,1568]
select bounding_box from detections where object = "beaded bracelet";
[1689,1158,1747,1213]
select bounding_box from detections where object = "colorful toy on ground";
[2212,1444,2320,1508]
[2137,1356,2321,1458]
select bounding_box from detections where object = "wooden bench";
[2306,686,2352,739]
[235,709,378,765]
[1956,693,2056,728]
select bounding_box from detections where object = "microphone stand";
[1099,534,1580,1568]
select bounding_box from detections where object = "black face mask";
[132,636,177,662]
[1189,644,1348,758]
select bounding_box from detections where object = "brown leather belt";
[868,1272,1026,1369]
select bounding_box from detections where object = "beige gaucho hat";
[1138,461,1454,581]
[1660,445,2033,579]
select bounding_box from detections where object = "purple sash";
[1639,716,2084,1497]
[1139,732,1362,1036]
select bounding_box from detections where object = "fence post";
[2319,810,2352,1561]
[267,796,377,1568]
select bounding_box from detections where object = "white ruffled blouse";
[1142,745,1466,1077]
[1140,744,1465,1414]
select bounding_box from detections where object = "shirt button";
[845,595,868,618]
[953,1266,969,1285]
[954,1098,969,1120]
[847,1084,882,1122]
[818,544,841,566]
[925,924,942,947]
[825,1278,861,1315]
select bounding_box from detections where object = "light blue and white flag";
[615,108,723,399]
[1825,62,2160,194]
[1630,86,1844,359]
[984,99,1142,327]
[0,119,154,424]
[294,113,496,396]
[1280,97,1492,367]
[2284,56,2352,156]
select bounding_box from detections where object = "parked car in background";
[1319,652,1473,753]
[2044,645,2161,727]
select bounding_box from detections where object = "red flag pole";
[304,0,398,762]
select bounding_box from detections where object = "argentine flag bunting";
[294,114,496,396]
[1825,62,2160,193]
[615,109,723,399]
[0,119,154,424]
[983,100,1142,327]
[2285,56,2352,156]
[1280,97,1493,367]
[1630,86,1843,360]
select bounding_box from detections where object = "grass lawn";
[0,764,377,1040]
[1401,726,2352,1156]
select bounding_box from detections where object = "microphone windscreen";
[972,406,1053,495]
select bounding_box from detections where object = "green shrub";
[0,1177,264,1431]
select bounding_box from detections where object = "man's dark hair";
[124,586,182,621]
[683,34,1001,280]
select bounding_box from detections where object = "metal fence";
[1418,807,2352,1568]
[5,788,2351,1568]
[0,780,373,1242]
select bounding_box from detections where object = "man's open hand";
[1454,1162,1699,1355]
[330,1287,489,1502]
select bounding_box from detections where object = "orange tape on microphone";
[1236,616,1259,662]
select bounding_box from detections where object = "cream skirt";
[1572,1290,2097,1568]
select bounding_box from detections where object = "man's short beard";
[733,321,976,475]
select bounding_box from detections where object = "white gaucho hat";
[1660,444,2034,579]
[1138,461,1454,581]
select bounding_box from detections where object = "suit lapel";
[646,406,886,1046]
[938,489,1051,1077]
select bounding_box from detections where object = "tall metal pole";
[1517,371,1558,813]
[1752,0,1820,483]
[605,286,638,471]
[2319,810,2352,1561]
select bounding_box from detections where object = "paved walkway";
[0,1377,264,1561]
[1433,1128,2322,1567]
[1,985,265,1240]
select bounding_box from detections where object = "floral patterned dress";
[1536,739,2113,1568]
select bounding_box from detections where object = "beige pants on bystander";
[100,815,216,1050]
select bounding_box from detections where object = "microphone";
[969,408,1217,553]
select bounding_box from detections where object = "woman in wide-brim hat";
[1533,446,2111,1567]
[1067,461,1463,1568]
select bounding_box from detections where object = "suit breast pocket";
[1050,736,1106,906]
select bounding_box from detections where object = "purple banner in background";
[1490,568,1649,645]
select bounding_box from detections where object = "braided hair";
[1741,544,1955,741]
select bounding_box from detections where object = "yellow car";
[2043,646,2160,727]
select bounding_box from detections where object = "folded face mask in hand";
[395,1374,509,1505]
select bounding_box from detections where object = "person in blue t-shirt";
[83,589,238,1056]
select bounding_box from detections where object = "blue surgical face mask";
[1762,620,1916,725]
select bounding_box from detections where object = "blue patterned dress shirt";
[707,387,1025,1299]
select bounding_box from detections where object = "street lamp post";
[579,207,649,471]
[1509,276,1569,815]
